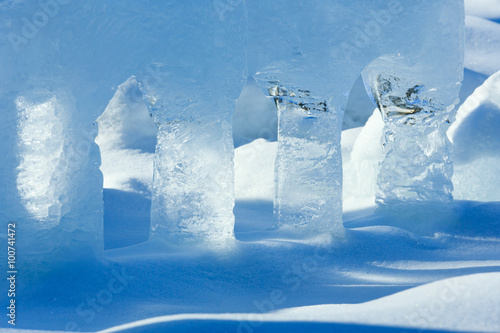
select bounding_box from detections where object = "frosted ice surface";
[248,0,464,234]
[0,87,103,267]
[136,2,247,246]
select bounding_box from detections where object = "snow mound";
[96,77,157,194]
[65,273,498,333]
[448,69,500,201]
[343,110,384,211]
[465,16,500,76]
[275,272,500,332]
[465,0,500,20]
[234,139,277,201]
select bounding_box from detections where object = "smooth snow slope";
[449,69,500,201]
[465,16,500,76]
[465,0,500,20]
[6,193,499,332]
[88,272,500,333]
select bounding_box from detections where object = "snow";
[465,0,500,20]
[343,110,384,211]
[233,78,278,148]
[273,272,500,332]
[234,139,276,201]
[449,69,500,201]
[56,271,500,333]
[5,114,500,332]
[1,1,500,333]
[465,16,500,76]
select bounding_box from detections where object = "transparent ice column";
[247,0,352,240]
[261,83,343,238]
[146,101,238,246]
[138,3,247,247]
[363,53,463,212]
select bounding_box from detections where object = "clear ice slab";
[134,4,247,247]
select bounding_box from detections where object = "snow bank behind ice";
[449,69,500,201]
[465,16,500,76]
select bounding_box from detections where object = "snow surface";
[465,16,500,76]
[449,69,500,201]
[77,272,499,333]
[6,93,500,332]
[465,0,500,20]
[2,2,500,333]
